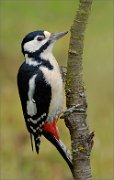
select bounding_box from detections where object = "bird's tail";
[34,134,41,154]
[30,133,41,154]
[30,133,34,151]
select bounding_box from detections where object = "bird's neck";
[25,54,40,66]
[40,48,55,62]
[25,47,58,70]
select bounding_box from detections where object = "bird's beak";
[43,131,73,171]
[50,31,68,43]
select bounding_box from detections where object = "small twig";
[87,131,95,150]
[60,66,67,82]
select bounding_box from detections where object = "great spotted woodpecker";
[17,30,72,170]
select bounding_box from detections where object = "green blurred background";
[0,0,113,180]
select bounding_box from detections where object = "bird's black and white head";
[21,30,68,57]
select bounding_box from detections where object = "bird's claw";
[60,104,85,119]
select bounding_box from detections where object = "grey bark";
[64,0,94,179]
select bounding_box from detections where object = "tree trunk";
[65,0,94,179]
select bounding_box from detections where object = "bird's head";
[21,30,68,56]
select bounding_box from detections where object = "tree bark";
[64,0,94,179]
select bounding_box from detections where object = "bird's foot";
[60,103,86,119]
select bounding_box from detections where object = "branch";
[64,0,94,179]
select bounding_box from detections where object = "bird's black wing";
[32,70,51,153]
[17,63,51,153]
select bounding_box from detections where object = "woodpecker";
[17,30,72,170]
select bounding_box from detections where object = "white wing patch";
[27,101,37,116]
[27,74,37,116]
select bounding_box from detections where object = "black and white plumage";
[18,62,51,152]
[17,30,73,170]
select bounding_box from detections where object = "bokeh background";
[0,0,113,180]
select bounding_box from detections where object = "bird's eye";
[37,36,44,41]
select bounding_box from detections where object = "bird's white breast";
[40,53,63,121]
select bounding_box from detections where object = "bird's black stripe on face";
[23,40,53,70]
[26,40,51,58]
